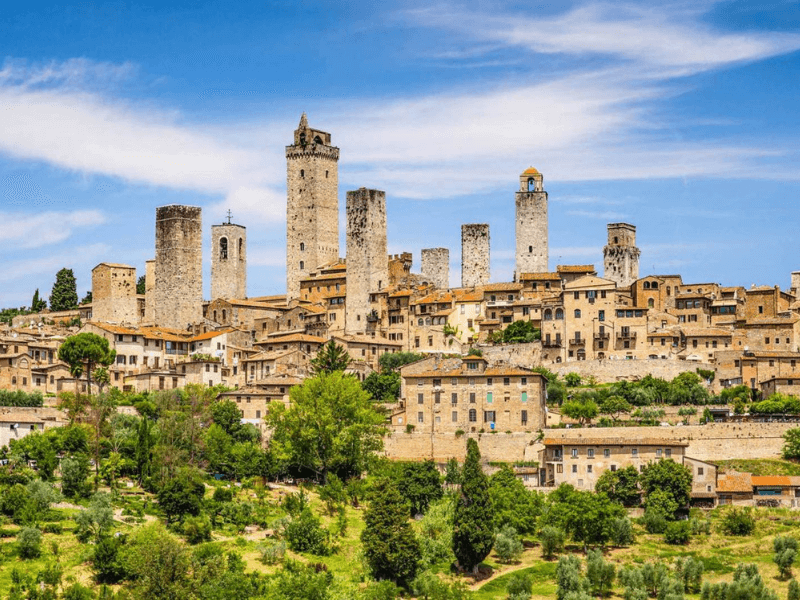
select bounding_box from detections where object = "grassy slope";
[714,458,800,476]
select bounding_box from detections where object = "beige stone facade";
[515,168,548,276]
[91,263,140,325]
[603,223,640,288]
[421,248,450,289]
[461,224,489,288]
[211,222,247,300]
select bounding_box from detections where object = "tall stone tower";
[515,167,548,277]
[153,205,203,329]
[462,224,490,288]
[211,218,247,300]
[91,263,139,324]
[286,113,340,302]
[421,248,450,289]
[345,188,388,334]
[603,223,640,288]
[143,259,155,325]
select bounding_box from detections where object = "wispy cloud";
[0,210,106,249]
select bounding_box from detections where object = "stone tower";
[143,259,155,325]
[791,271,800,295]
[462,224,490,287]
[421,248,450,289]
[91,263,139,325]
[153,205,203,329]
[211,219,247,300]
[603,223,640,288]
[286,113,340,302]
[346,188,388,334]
[515,167,548,277]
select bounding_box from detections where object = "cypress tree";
[453,438,494,573]
[31,289,46,312]
[49,268,78,312]
[361,478,420,587]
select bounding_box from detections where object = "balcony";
[486,300,513,308]
[617,331,637,340]
[366,310,380,323]
[569,337,586,346]
[594,332,610,341]
[548,455,563,462]
[542,339,562,348]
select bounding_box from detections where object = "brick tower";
[211,215,247,300]
[462,224,490,287]
[285,113,340,302]
[515,167,548,277]
[603,223,640,288]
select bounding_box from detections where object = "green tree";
[363,371,401,402]
[267,371,385,481]
[395,460,443,516]
[61,454,91,498]
[640,459,691,516]
[284,508,330,555]
[120,523,192,600]
[506,572,533,600]
[17,527,42,559]
[489,465,542,534]
[599,396,632,421]
[565,373,582,387]
[452,438,494,573]
[789,579,800,600]
[610,517,634,547]
[556,555,589,600]
[157,469,205,524]
[378,351,425,372]
[49,267,79,312]
[494,525,523,563]
[664,521,691,545]
[31,289,46,312]
[543,485,625,548]
[560,399,598,425]
[783,428,800,459]
[595,465,640,506]
[58,332,116,398]
[540,525,565,560]
[80,290,92,305]
[417,497,456,569]
[667,371,709,405]
[136,275,146,295]
[774,536,798,579]
[721,507,756,536]
[310,340,352,374]
[93,535,125,584]
[502,320,540,343]
[361,479,420,587]
[74,492,114,542]
[586,549,615,597]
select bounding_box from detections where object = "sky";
[1,0,799,306]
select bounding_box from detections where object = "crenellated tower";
[603,223,640,288]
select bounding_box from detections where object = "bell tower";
[515,167,548,277]
[285,113,340,302]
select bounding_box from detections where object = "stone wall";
[144,259,155,325]
[462,224,490,287]
[153,205,203,329]
[554,357,713,383]
[91,263,139,325]
[421,248,450,289]
[211,223,247,300]
[515,172,548,276]
[603,223,640,288]
[285,115,340,302]
[479,342,541,369]
[384,430,538,463]
[345,188,388,334]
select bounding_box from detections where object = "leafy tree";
[267,371,385,481]
[135,416,154,483]
[789,579,800,600]
[452,439,494,573]
[543,484,625,548]
[136,275,146,295]
[26,480,61,514]
[361,479,420,587]
[595,465,640,506]
[540,525,565,560]
[774,536,798,579]
[445,457,462,485]
[556,555,589,600]
[183,514,212,544]
[783,428,800,459]
[17,527,42,559]
[85,392,116,489]
[675,556,704,594]
[667,372,709,405]
[31,289,46,312]
[664,521,691,545]
[489,465,542,534]
[318,473,347,515]
[721,507,756,536]
[494,525,523,563]
[506,572,533,600]
[93,535,126,584]
[120,523,192,600]
[702,564,777,600]
[502,320,540,343]
[565,372,582,387]
[395,460,443,516]
[310,340,352,374]
[586,549,616,597]
[417,496,455,569]
[0,389,45,407]
[157,469,205,524]
[640,459,691,516]
[599,396,632,421]
[285,508,330,555]
[80,291,92,305]
[75,492,114,542]
[49,267,79,311]
[58,332,116,397]
[61,454,91,498]
[560,399,598,425]
[610,517,634,547]
[363,371,401,402]
[378,351,425,372]
[211,398,242,438]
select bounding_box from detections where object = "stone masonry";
[345,188,388,334]
[462,224,490,287]
[91,263,140,325]
[515,167,548,276]
[603,223,640,288]
[143,259,155,325]
[211,222,247,300]
[285,113,340,303]
[421,247,450,289]
[153,205,203,330]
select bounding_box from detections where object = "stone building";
[286,113,340,302]
[91,263,140,325]
[144,259,156,324]
[462,224,490,287]
[153,205,203,330]
[603,223,640,288]
[515,167,548,277]
[421,248,450,289]
[211,220,247,300]
[345,188,388,334]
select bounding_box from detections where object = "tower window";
[300,261,305,270]
[300,242,305,251]
[325,170,329,178]
[238,238,243,260]
[528,245,533,253]
[300,169,305,178]
[528,178,535,192]
[219,237,228,260]
[614,236,619,244]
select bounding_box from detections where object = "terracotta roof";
[522,167,540,175]
[224,299,283,309]
[388,290,413,298]
[543,438,688,447]
[300,272,347,283]
[680,327,733,337]
[257,333,326,344]
[564,275,617,290]
[744,351,800,359]
[242,350,301,362]
[334,334,403,346]
[0,412,43,423]
[299,304,327,314]
[751,476,793,487]
[557,265,596,273]
[742,317,798,326]
[190,329,235,342]
[717,472,753,493]
[93,262,134,270]
[482,283,523,292]
[454,289,484,302]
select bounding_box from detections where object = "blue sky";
[1,0,799,306]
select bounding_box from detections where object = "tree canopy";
[49,267,79,312]
[58,332,116,397]
[452,438,494,572]
[310,340,352,375]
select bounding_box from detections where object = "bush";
[565,373,582,387]
[42,522,63,534]
[664,521,691,545]
[284,509,329,555]
[642,509,667,534]
[257,540,287,565]
[540,525,565,560]
[610,517,634,547]
[183,514,212,544]
[690,518,711,535]
[494,525,523,563]
[507,572,533,600]
[212,487,233,503]
[17,526,42,559]
[774,536,798,579]
[721,508,756,536]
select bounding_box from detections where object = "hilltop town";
[3,114,800,503]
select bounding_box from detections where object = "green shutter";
[521,392,527,403]
[487,392,493,403]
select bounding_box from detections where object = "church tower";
[211,215,247,300]
[515,167,548,277]
[285,113,340,302]
[603,223,640,288]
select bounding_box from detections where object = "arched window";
[667,286,671,296]
[574,309,581,318]
[643,281,651,289]
[577,349,586,361]
[556,356,562,363]
[238,238,243,260]
[219,237,228,260]
[648,298,655,308]
[222,309,227,321]
[469,408,477,422]
[299,242,305,251]
[300,261,304,270]
[314,135,323,144]
[528,178,535,192]
[544,309,553,321]
[425,317,431,326]
[555,308,564,320]
[418,318,424,326]
[651,282,659,289]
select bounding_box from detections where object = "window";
[521,377,527,385]
[451,393,458,404]
[698,467,704,476]
[631,448,638,457]
[469,392,476,403]
[469,409,477,422]
[300,242,305,251]
[665,449,672,458]
[487,378,493,386]
[571,464,577,473]
[521,410,527,425]
[656,449,662,457]
[544,309,552,321]
[610,464,617,472]
[434,392,441,404]
[483,410,496,423]
[521,392,527,402]
[504,377,510,386]
[598,310,605,321]
[452,411,458,422]
[571,448,579,458]
[417,393,424,404]
[587,449,595,458]
[300,261,304,270]
[418,412,424,423]
[587,465,593,473]
[574,291,580,299]
[603,449,610,458]
[574,309,581,318]
[555,308,564,320]
[487,392,493,403]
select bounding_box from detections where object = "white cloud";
[0,210,106,249]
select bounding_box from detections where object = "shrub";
[664,521,691,545]
[565,373,582,387]
[17,526,42,559]
[540,525,565,560]
[690,518,711,535]
[42,522,63,534]
[642,509,667,534]
[257,540,287,565]
[789,579,800,600]
[494,525,524,563]
[183,514,212,544]
[284,509,329,555]
[507,572,533,600]
[721,508,756,536]
[610,517,634,547]
[212,487,233,503]
[774,536,798,579]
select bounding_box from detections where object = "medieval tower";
[285,113,340,302]
[345,188,388,334]
[211,218,247,300]
[603,223,640,288]
[91,263,140,325]
[515,167,548,276]
[153,205,203,329]
[421,248,450,289]
[143,259,155,325]
[462,224,490,287]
